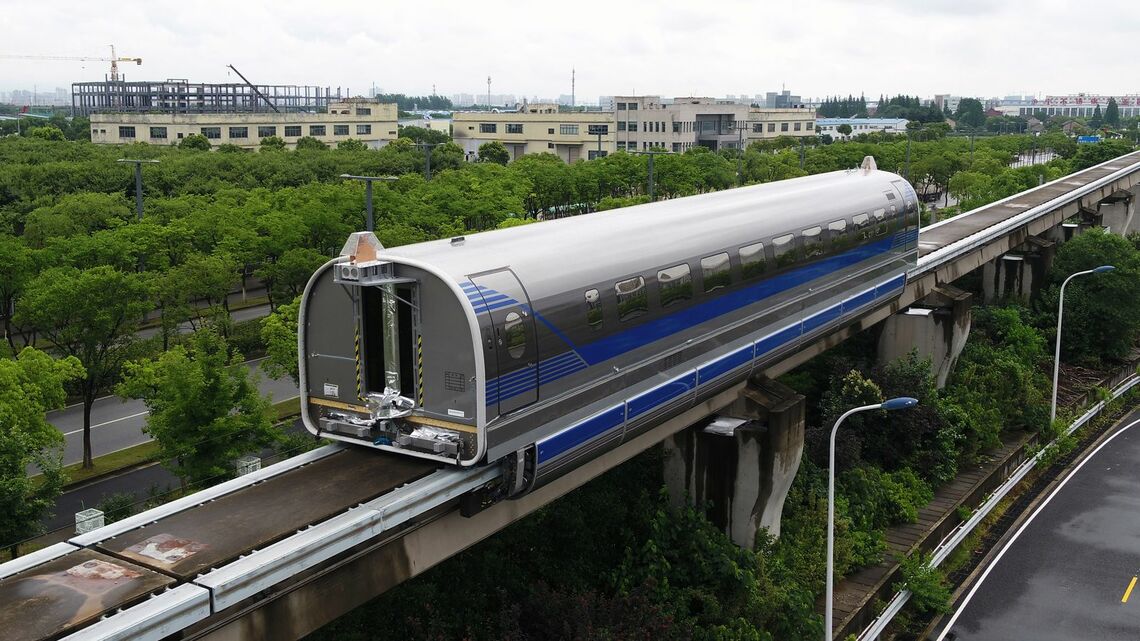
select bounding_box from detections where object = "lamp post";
[116,158,159,220]
[413,142,444,180]
[826,396,919,641]
[340,174,399,232]
[632,149,668,201]
[1050,265,1115,424]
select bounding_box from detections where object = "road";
[938,405,1140,641]
[47,357,299,467]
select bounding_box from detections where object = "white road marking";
[62,411,150,436]
[937,415,1140,640]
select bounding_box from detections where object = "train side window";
[739,242,766,279]
[773,234,797,268]
[872,208,888,236]
[827,219,848,253]
[615,276,647,322]
[801,226,823,260]
[503,311,526,359]
[585,289,602,330]
[853,213,871,240]
[658,264,692,308]
[701,253,731,293]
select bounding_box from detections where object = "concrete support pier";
[981,236,1055,303]
[1098,191,1136,235]
[877,284,973,388]
[663,377,805,548]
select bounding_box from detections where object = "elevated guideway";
[3,150,1140,641]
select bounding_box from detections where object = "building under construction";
[71,79,342,116]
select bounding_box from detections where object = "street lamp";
[1050,265,1115,424]
[340,174,399,232]
[826,396,919,641]
[116,158,159,220]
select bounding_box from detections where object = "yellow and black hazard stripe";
[353,324,365,401]
[417,334,425,406]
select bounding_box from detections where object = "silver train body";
[298,160,919,494]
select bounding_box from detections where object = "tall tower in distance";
[571,67,575,108]
[486,75,492,108]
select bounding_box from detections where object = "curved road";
[938,405,1140,641]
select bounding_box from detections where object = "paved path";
[938,406,1140,641]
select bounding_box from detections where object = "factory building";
[89,98,398,150]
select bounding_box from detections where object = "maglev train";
[298,156,919,498]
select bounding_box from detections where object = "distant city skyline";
[2,0,1136,103]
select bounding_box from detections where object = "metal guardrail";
[856,373,1140,641]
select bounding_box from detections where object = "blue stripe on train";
[533,276,905,463]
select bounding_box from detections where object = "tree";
[478,141,510,165]
[179,133,211,151]
[336,138,368,152]
[954,98,986,129]
[217,143,246,153]
[1089,105,1103,129]
[261,296,300,385]
[0,236,35,352]
[16,266,151,468]
[836,123,853,137]
[260,136,287,151]
[119,328,278,489]
[1105,98,1120,127]
[1040,228,1140,362]
[295,136,329,151]
[28,125,66,141]
[398,125,450,145]
[0,348,84,555]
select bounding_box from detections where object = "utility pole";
[486,75,492,110]
[414,143,445,180]
[340,174,399,231]
[633,150,668,201]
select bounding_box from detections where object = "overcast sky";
[3,0,1136,102]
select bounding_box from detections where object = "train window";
[658,264,692,308]
[801,226,823,260]
[853,213,871,240]
[872,208,888,236]
[827,219,849,253]
[701,253,731,293]
[739,242,766,279]
[773,234,797,268]
[585,289,602,330]
[615,276,647,322]
[503,311,526,359]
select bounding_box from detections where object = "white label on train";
[448,409,465,418]
[323,383,339,398]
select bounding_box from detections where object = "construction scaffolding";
[71,80,342,116]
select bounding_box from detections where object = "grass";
[274,396,301,421]
[31,440,165,489]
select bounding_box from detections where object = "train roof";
[380,167,909,296]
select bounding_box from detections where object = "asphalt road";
[938,405,1140,641]
[47,357,299,466]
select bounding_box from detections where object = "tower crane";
[0,45,142,81]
